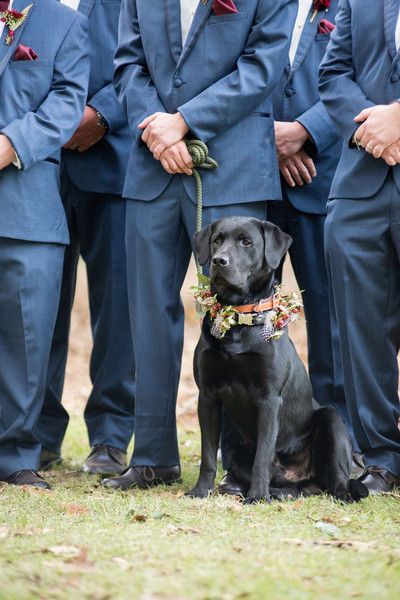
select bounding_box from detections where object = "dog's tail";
[347,479,369,501]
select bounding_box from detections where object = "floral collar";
[192,274,303,341]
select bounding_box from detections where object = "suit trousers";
[267,198,356,447]
[35,172,135,455]
[125,176,267,467]
[0,237,64,478]
[325,173,400,477]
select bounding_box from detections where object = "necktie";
[0,1,10,12]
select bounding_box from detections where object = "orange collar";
[233,296,275,314]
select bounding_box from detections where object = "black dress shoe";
[40,449,62,471]
[351,452,365,477]
[358,466,400,494]
[1,470,51,490]
[102,465,181,490]
[218,470,248,497]
[83,445,127,475]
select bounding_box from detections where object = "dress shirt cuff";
[13,151,22,169]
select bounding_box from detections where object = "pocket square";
[318,19,335,34]
[14,44,38,61]
[212,0,238,16]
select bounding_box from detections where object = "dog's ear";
[193,224,213,266]
[262,221,292,270]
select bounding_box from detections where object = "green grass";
[0,418,399,600]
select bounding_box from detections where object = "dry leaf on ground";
[63,503,89,516]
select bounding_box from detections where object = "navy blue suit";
[0,0,89,478]
[320,0,400,477]
[35,0,135,457]
[114,0,297,467]
[268,0,356,444]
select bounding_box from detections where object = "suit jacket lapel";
[290,7,320,73]
[78,0,95,17]
[165,0,183,64]
[178,0,212,67]
[0,0,35,78]
[384,0,400,60]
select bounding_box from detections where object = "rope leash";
[185,140,218,274]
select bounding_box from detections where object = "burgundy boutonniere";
[0,3,32,45]
[310,0,330,24]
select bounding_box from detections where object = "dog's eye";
[213,238,221,245]
[241,239,252,246]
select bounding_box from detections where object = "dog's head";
[193,217,292,304]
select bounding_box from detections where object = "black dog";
[187,217,367,503]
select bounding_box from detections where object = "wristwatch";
[95,110,109,131]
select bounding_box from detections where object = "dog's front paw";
[185,485,213,499]
[243,494,271,505]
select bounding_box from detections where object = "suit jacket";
[272,0,341,214]
[114,0,298,206]
[63,0,131,194]
[0,0,89,244]
[319,0,400,199]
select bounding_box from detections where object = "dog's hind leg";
[310,406,368,502]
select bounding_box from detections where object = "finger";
[280,166,295,187]
[383,153,397,166]
[160,157,173,174]
[296,159,313,184]
[165,155,183,174]
[364,140,375,155]
[303,155,317,177]
[372,144,385,158]
[153,143,166,160]
[354,107,375,123]
[287,162,303,186]
[169,147,187,173]
[138,114,158,129]
[354,123,366,141]
[359,133,374,150]
[177,147,193,175]
[142,127,154,145]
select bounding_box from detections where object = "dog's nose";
[212,255,229,267]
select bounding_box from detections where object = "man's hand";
[274,121,310,161]
[63,106,107,152]
[0,135,17,170]
[139,112,189,159]
[159,141,194,175]
[279,149,317,187]
[354,103,400,158]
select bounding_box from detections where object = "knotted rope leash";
[186,139,218,232]
[185,140,218,274]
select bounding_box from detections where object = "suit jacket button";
[285,88,294,97]
[174,78,183,88]
[391,73,399,83]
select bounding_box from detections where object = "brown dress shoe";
[218,470,248,497]
[358,467,400,494]
[83,445,127,475]
[102,465,181,490]
[1,470,51,490]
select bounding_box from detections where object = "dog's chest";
[199,344,270,399]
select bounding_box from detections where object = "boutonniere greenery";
[310,0,330,23]
[0,4,33,45]
[192,274,303,341]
